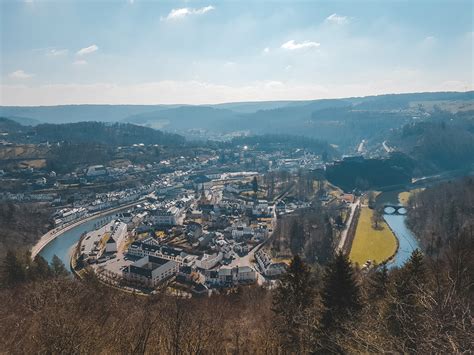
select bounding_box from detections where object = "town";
[0,136,362,295]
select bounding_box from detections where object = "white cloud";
[325,13,348,25]
[163,5,214,21]
[263,47,270,54]
[281,40,320,50]
[73,60,87,65]
[47,49,68,56]
[77,44,98,56]
[9,70,34,79]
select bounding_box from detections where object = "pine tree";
[321,251,361,329]
[368,263,389,300]
[51,255,69,277]
[385,249,426,352]
[1,250,27,286]
[272,255,316,351]
[405,249,426,285]
[289,220,305,255]
[31,255,52,280]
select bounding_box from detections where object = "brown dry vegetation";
[0,202,52,258]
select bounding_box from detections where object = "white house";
[123,255,178,287]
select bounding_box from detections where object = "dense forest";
[326,153,415,192]
[391,117,474,173]
[0,202,52,259]
[407,177,474,255]
[0,119,186,147]
[1,178,472,354]
[33,122,186,146]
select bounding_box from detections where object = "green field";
[349,207,397,266]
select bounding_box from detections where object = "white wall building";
[123,255,178,287]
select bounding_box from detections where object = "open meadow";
[349,207,398,266]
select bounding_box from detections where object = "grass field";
[349,207,398,266]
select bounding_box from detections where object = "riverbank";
[31,199,145,259]
[349,206,398,266]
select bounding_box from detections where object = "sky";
[1,0,473,106]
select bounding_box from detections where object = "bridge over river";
[383,204,407,215]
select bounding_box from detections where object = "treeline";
[0,118,186,147]
[0,202,52,259]
[0,245,471,354]
[326,153,415,191]
[1,250,69,287]
[392,114,474,173]
[407,177,474,255]
[33,122,186,146]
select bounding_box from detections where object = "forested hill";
[4,120,186,146]
[407,177,474,255]
[387,111,474,173]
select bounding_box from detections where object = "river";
[384,214,420,268]
[375,189,420,268]
[39,213,119,270]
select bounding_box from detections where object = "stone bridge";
[383,204,407,215]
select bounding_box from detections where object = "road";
[337,199,360,251]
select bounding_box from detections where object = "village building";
[123,255,178,287]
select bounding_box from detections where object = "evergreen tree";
[272,255,316,352]
[368,263,389,300]
[289,220,305,256]
[51,255,69,277]
[1,250,27,286]
[321,251,361,329]
[31,255,52,280]
[405,249,426,285]
[385,249,426,352]
[318,216,334,265]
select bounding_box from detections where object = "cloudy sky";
[1,0,473,105]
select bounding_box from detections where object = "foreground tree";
[1,250,27,287]
[385,249,427,352]
[272,255,317,352]
[51,255,69,277]
[321,251,361,329]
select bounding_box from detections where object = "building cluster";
[79,168,291,294]
[78,220,128,264]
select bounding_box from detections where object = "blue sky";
[1,0,473,105]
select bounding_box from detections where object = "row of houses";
[127,237,191,265]
[255,250,286,277]
[204,266,257,286]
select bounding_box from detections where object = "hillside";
[2,91,472,151]
[0,119,186,147]
[387,111,474,173]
